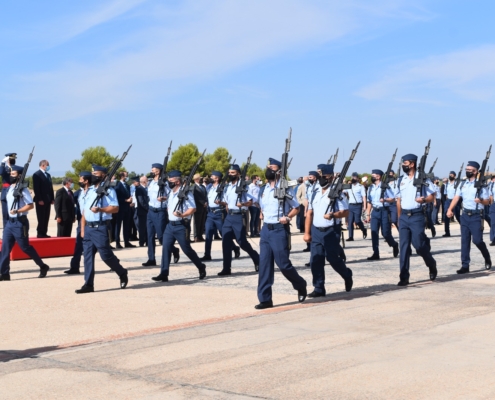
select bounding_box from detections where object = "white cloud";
[12,0,429,125]
[357,45,495,103]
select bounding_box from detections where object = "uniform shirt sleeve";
[186,192,196,209]
[424,181,435,197]
[337,195,349,211]
[287,196,299,209]
[480,187,489,200]
[105,188,119,207]
[22,188,33,204]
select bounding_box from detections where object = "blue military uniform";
[388,170,398,227]
[77,165,128,292]
[155,170,206,281]
[219,164,260,275]
[0,165,49,280]
[0,152,16,227]
[367,169,399,259]
[308,164,353,296]
[396,154,437,285]
[344,172,367,240]
[303,172,320,253]
[431,179,441,225]
[114,177,133,248]
[443,172,460,236]
[257,158,307,306]
[488,179,495,245]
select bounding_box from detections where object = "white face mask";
[305,180,310,186]
[69,183,74,189]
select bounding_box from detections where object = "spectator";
[193,173,207,242]
[32,159,54,238]
[54,177,75,237]
[248,175,260,237]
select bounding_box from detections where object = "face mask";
[449,176,455,181]
[402,165,410,174]
[45,166,50,172]
[371,177,377,183]
[351,178,357,184]
[168,181,177,189]
[228,175,236,182]
[9,158,15,165]
[466,171,475,179]
[265,168,277,181]
[91,175,102,184]
[149,172,155,178]
[124,177,129,182]
[257,180,262,186]
[304,180,310,186]
[319,177,330,187]
[69,183,74,189]
[10,176,19,183]
[78,182,86,188]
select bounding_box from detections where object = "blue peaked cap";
[211,170,223,178]
[11,165,23,173]
[79,171,92,178]
[308,170,320,178]
[318,163,334,175]
[372,169,384,176]
[229,164,241,172]
[268,158,281,168]
[152,163,163,169]
[168,170,181,178]
[402,154,418,162]
[92,164,108,173]
[467,161,480,169]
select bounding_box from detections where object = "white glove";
[1,156,9,164]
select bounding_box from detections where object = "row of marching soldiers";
[0,152,493,309]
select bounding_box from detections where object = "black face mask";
[149,172,155,178]
[371,177,377,183]
[449,176,455,181]
[78,181,86,188]
[402,165,410,174]
[308,179,315,185]
[351,178,357,184]
[319,177,330,187]
[265,168,277,181]
[168,181,177,189]
[9,158,16,165]
[228,175,237,182]
[10,176,19,183]
[466,171,475,179]
[91,175,102,184]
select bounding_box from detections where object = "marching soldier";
[344,172,367,241]
[304,163,353,297]
[255,158,307,309]
[443,171,459,237]
[447,161,492,273]
[0,165,50,281]
[396,154,437,285]
[0,152,16,227]
[365,169,399,260]
[388,170,398,228]
[76,165,129,293]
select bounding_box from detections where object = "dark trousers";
[160,221,203,276]
[136,211,148,246]
[444,199,461,235]
[204,211,239,257]
[70,223,83,271]
[130,206,138,238]
[222,213,259,270]
[389,203,398,226]
[310,225,351,294]
[432,201,441,224]
[399,211,436,281]
[35,202,51,236]
[347,204,365,239]
[371,207,397,255]
[460,213,491,269]
[114,206,131,245]
[1,187,9,227]
[298,205,305,233]
[57,219,73,237]
[193,206,206,239]
[490,203,495,243]
[147,210,166,261]
[484,205,491,226]
[0,218,45,275]
[257,223,306,302]
[425,203,435,232]
[83,223,126,287]
[248,206,260,235]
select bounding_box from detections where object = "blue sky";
[2,0,495,177]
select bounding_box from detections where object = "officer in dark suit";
[131,175,149,247]
[32,159,54,238]
[65,171,92,274]
[54,177,76,237]
[114,171,135,249]
[488,176,495,246]
[0,152,16,227]
[0,165,50,281]
[447,161,492,274]
[192,173,207,242]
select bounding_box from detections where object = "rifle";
[287,157,293,171]
[327,155,333,164]
[454,162,464,190]
[11,146,35,210]
[475,145,492,198]
[215,158,235,202]
[397,157,403,180]
[413,139,431,196]
[235,151,253,205]
[325,141,360,214]
[274,128,293,217]
[426,157,438,180]
[90,145,132,208]
[333,148,339,168]
[174,149,206,212]
[380,148,397,200]
[157,140,172,198]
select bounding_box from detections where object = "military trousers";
[347,203,365,239]
[489,203,495,243]
[204,210,239,258]
[370,207,397,255]
[69,222,83,271]
[460,212,491,269]
[1,187,9,227]
[222,213,259,271]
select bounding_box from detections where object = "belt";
[349,202,363,206]
[2,183,10,188]
[8,215,27,223]
[170,220,186,226]
[402,208,423,216]
[86,220,111,228]
[265,223,284,230]
[463,208,482,216]
[314,225,335,232]
[149,207,166,212]
[372,206,388,212]
[228,210,245,215]
[209,207,224,214]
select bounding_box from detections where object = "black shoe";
[362,228,368,239]
[305,262,310,267]
[173,251,180,264]
[429,265,438,281]
[64,269,80,274]
[120,271,128,289]
[200,255,212,261]
[397,280,409,286]
[217,269,231,276]
[75,285,94,294]
[393,245,399,258]
[110,245,115,249]
[442,233,451,237]
[124,243,136,248]
[490,241,495,247]
[298,287,307,303]
[367,254,380,261]
[116,244,123,249]
[214,235,221,240]
[308,290,325,298]
[457,267,469,274]
[39,264,50,278]
[37,234,51,238]
[255,301,273,310]
[302,248,310,252]
[431,227,436,238]
[142,260,157,267]
[345,269,353,292]
[234,247,240,259]
[254,263,259,272]
[485,260,492,270]
[152,274,168,282]
[346,238,354,242]
[0,274,11,281]
[130,236,139,241]
[199,264,207,280]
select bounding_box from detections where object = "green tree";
[246,163,265,179]
[167,143,205,176]
[66,146,123,182]
[203,147,232,176]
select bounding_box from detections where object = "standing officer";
[0,152,16,227]
[217,163,260,276]
[32,160,54,238]
[447,161,492,273]
[0,165,50,281]
[304,163,353,297]
[131,176,149,247]
[114,171,135,249]
[152,170,206,282]
[256,158,307,309]
[443,171,459,237]
[488,176,495,246]
[396,154,437,286]
[431,178,442,225]
[248,175,261,237]
[75,165,129,293]
[65,171,91,274]
[142,163,179,267]
[344,172,367,241]
[365,169,399,260]
[54,177,75,237]
[201,170,240,261]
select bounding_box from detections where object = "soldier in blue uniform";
[446,161,492,273]
[304,163,353,297]
[201,170,240,261]
[364,169,399,260]
[152,170,206,282]
[64,171,92,274]
[142,163,179,267]
[255,158,307,309]
[76,165,128,293]
[0,165,50,281]
[488,176,495,246]
[343,172,367,241]
[388,170,399,228]
[396,154,437,285]
[0,152,16,227]
[217,164,260,276]
[443,171,460,237]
